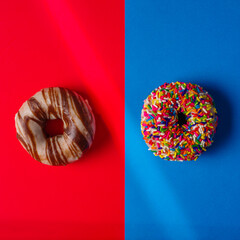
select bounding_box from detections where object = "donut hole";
[177,112,187,127]
[44,119,64,137]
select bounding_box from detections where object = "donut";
[15,87,96,166]
[141,82,218,161]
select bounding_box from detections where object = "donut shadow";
[178,79,233,156]
[199,83,233,154]
[70,113,111,166]
[74,90,112,154]
[83,112,111,156]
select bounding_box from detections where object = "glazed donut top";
[141,82,218,161]
[15,87,96,166]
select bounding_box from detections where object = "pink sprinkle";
[152,105,158,112]
[166,131,170,139]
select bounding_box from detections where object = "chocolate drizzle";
[27,98,47,121]
[15,87,96,166]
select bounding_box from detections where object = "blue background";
[125,0,240,239]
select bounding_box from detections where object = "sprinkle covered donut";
[15,87,96,166]
[141,82,218,161]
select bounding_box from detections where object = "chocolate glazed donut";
[15,87,96,166]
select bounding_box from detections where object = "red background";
[0,0,124,239]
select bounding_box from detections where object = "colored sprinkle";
[140,82,218,162]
